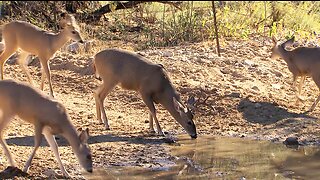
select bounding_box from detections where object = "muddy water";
[84,135,320,180]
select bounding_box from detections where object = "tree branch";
[80,1,183,23]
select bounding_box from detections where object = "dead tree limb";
[79,1,183,23]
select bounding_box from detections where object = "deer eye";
[72,31,76,34]
[87,155,92,160]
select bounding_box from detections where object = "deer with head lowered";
[271,36,320,112]
[0,13,83,97]
[0,79,93,177]
[93,49,197,139]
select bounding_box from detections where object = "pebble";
[283,137,299,146]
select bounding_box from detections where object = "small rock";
[284,137,299,146]
[271,84,282,90]
[251,86,260,91]
[67,41,80,54]
[164,137,176,144]
[243,60,254,66]
[162,51,173,57]
[270,70,283,77]
[220,68,231,74]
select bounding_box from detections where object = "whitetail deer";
[93,49,197,139]
[0,13,83,97]
[271,36,320,112]
[0,80,93,177]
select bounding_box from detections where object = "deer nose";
[87,169,93,173]
[191,134,197,139]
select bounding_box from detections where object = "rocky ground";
[0,37,320,179]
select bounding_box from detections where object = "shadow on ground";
[237,97,318,125]
[6,133,175,147]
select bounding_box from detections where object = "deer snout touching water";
[271,36,320,112]
[0,80,93,177]
[0,13,83,97]
[93,49,197,139]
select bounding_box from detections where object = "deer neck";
[50,30,71,54]
[160,93,183,124]
[62,125,81,154]
[278,44,292,62]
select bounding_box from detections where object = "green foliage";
[98,1,320,49]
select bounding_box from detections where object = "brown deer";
[0,79,93,177]
[93,49,197,139]
[271,36,320,112]
[0,13,83,97]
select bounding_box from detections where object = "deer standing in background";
[271,36,320,112]
[0,13,83,97]
[93,49,197,139]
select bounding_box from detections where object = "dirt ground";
[0,37,320,179]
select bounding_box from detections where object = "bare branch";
[80,1,183,23]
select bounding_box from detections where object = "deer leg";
[141,94,164,136]
[0,112,15,167]
[0,46,17,80]
[17,51,34,86]
[308,75,320,112]
[148,112,155,133]
[94,82,116,130]
[296,75,306,103]
[94,85,103,124]
[309,94,320,112]
[292,75,298,91]
[23,123,43,172]
[40,59,54,98]
[42,128,70,177]
[40,63,46,91]
[291,75,301,105]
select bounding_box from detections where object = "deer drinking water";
[0,80,93,177]
[93,49,197,139]
[271,36,320,112]
[0,13,83,97]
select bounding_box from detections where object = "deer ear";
[283,36,294,47]
[186,96,196,109]
[79,128,90,143]
[288,36,295,43]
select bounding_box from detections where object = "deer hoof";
[157,131,165,137]
[149,129,156,134]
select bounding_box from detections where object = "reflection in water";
[84,135,320,180]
